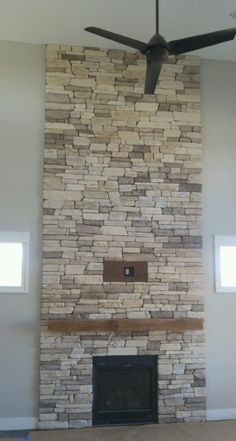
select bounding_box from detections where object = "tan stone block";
[126,339,147,347]
[111,111,139,121]
[65,265,85,275]
[42,275,60,284]
[194,387,206,397]
[70,78,96,88]
[162,64,183,74]
[49,307,73,314]
[39,421,68,429]
[118,131,140,144]
[47,59,70,69]
[160,343,182,351]
[45,122,75,133]
[101,226,127,235]
[47,73,71,86]
[123,65,145,80]
[127,311,150,318]
[135,103,159,112]
[174,111,201,122]
[108,347,138,355]
[75,275,103,284]
[103,167,124,177]
[44,190,82,201]
[159,80,184,90]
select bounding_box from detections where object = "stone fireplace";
[39,44,205,429]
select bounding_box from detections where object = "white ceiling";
[0,0,236,60]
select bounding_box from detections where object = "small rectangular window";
[214,235,236,293]
[0,232,29,293]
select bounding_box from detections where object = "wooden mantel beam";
[47,318,203,333]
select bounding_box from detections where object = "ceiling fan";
[85,0,236,94]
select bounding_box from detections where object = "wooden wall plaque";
[103,261,148,282]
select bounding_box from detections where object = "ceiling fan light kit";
[85,0,236,94]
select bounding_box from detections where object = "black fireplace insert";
[92,355,158,426]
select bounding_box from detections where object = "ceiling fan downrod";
[156,0,159,34]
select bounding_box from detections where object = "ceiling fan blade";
[85,27,148,54]
[169,27,236,55]
[144,61,162,94]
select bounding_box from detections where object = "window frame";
[0,231,30,293]
[214,235,236,293]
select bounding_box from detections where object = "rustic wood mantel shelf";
[47,318,203,333]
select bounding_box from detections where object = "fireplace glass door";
[93,355,157,425]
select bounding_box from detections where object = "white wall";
[201,59,236,420]
[0,42,45,429]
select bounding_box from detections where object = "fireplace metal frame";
[92,355,158,426]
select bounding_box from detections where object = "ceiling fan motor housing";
[145,34,169,62]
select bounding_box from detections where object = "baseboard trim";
[0,417,38,430]
[207,408,236,421]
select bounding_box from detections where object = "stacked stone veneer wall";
[40,44,205,429]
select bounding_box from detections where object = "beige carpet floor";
[30,421,236,441]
